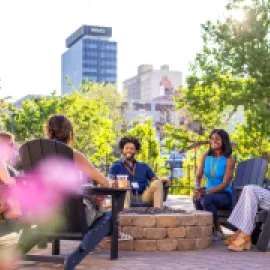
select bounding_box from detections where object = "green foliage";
[6,93,60,141]
[166,0,270,169]
[164,0,270,194]
[127,118,166,176]
[0,97,13,130]
[187,0,270,139]
[163,124,191,152]
[4,83,124,167]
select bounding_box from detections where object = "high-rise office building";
[61,25,117,95]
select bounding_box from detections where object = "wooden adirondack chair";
[17,138,128,270]
[218,158,268,231]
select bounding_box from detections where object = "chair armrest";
[256,209,270,223]
[233,186,244,190]
[264,179,270,190]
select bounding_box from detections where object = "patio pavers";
[1,195,269,269]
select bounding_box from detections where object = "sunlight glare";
[231,8,246,22]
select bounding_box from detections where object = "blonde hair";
[0,131,14,142]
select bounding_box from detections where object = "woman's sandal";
[224,230,240,246]
[228,234,251,251]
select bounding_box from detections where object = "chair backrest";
[20,138,74,172]
[230,158,268,208]
[19,138,88,234]
[233,158,268,187]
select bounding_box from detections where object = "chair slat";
[19,138,86,234]
[20,143,33,172]
[26,139,43,169]
[55,142,73,159]
[233,158,268,187]
[40,139,58,159]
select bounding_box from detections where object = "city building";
[123,64,183,101]
[120,97,182,141]
[13,94,50,108]
[61,25,117,95]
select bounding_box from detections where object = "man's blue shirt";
[109,159,156,194]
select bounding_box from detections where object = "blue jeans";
[194,191,232,221]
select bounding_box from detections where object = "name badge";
[131,182,139,189]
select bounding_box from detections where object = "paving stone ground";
[17,239,270,270]
[1,195,269,270]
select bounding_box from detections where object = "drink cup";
[107,174,116,187]
[116,174,129,188]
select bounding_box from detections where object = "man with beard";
[109,136,163,209]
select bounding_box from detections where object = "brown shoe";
[224,230,240,246]
[228,233,251,252]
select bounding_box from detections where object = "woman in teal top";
[194,129,235,241]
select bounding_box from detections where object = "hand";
[193,187,206,200]
[193,189,201,200]
[200,188,207,196]
[111,181,118,188]
[161,178,169,184]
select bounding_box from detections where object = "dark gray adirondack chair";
[251,181,270,252]
[218,158,268,230]
[17,138,127,270]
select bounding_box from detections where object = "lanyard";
[124,161,137,177]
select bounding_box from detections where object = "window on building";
[166,111,171,123]
[84,68,97,72]
[83,61,98,68]
[160,111,165,123]
[83,71,98,77]
[105,69,116,74]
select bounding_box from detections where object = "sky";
[0,0,228,100]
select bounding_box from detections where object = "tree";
[127,118,166,176]
[4,84,122,167]
[169,0,270,163]
[189,0,270,132]
[6,93,60,141]
[80,80,125,139]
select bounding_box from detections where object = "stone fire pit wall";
[100,210,213,252]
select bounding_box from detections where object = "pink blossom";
[7,157,84,223]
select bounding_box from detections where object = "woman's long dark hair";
[45,114,74,145]
[207,129,232,157]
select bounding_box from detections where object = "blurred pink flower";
[7,157,84,223]
[38,157,84,194]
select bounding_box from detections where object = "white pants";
[228,185,270,235]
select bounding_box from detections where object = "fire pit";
[121,206,187,215]
[100,208,213,252]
